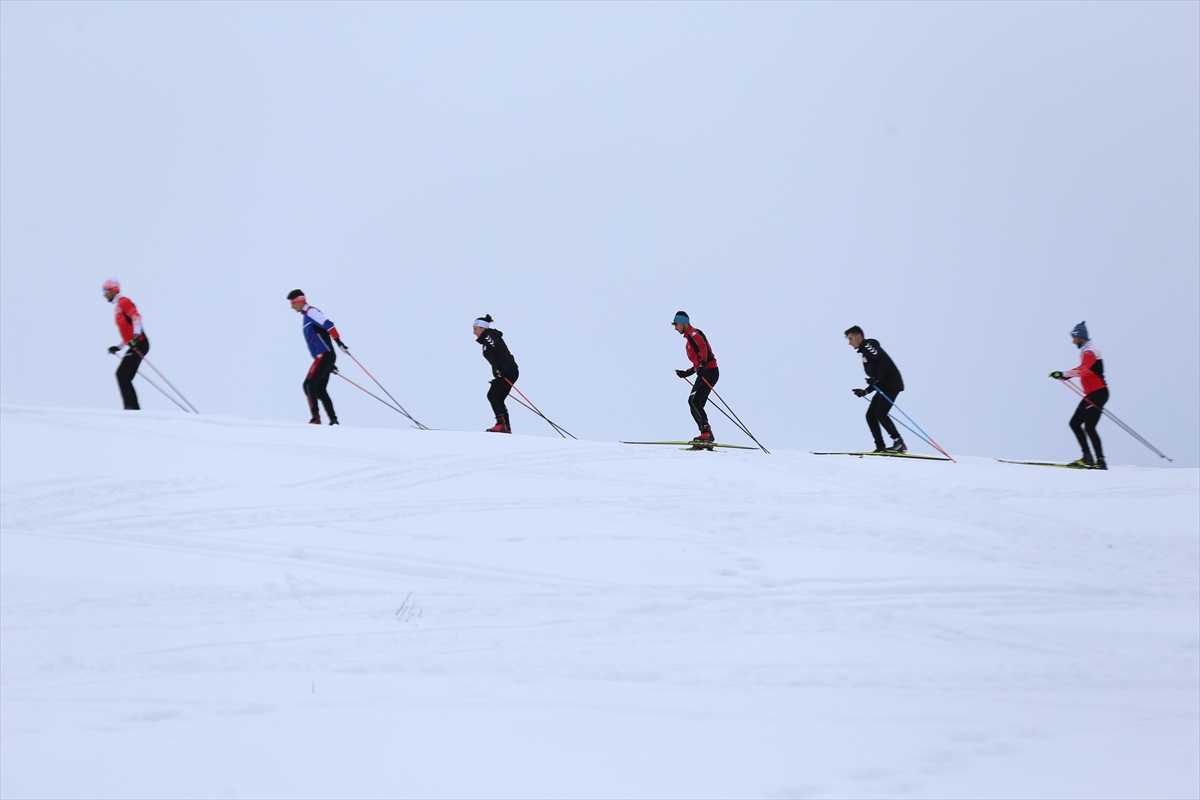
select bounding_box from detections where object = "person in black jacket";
[474,315,519,433]
[845,326,906,453]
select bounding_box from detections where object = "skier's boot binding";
[1094,456,1107,471]
[1068,454,1095,469]
[486,415,511,434]
[886,437,907,453]
[692,429,715,449]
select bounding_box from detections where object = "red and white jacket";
[111,294,144,344]
[1064,340,1106,395]
[683,325,718,371]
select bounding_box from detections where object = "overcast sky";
[2,1,1197,466]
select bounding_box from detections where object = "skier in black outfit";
[474,315,519,433]
[845,325,906,453]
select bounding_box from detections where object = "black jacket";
[857,338,904,392]
[477,328,518,378]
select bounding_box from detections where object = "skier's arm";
[1063,350,1096,380]
[305,307,340,341]
[117,297,142,340]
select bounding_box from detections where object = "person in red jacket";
[1050,320,1108,469]
[672,311,719,444]
[102,278,149,410]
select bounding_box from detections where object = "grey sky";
[2,1,1197,465]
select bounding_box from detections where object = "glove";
[1049,371,1064,379]
[107,345,120,355]
[335,339,348,351]
[128,338,139,348]
[675,367,695,378]
[852,388,867,397]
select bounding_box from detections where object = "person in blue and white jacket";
[287,289,347,425]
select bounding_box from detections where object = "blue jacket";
[301,305,339,358]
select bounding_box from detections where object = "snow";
[1,402,1197,799]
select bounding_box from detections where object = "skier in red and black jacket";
[101,278,149,410]
[673,311,719,444]
[845,325,906,453]
[1050,321,1108,469]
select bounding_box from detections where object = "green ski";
[995,459,1094,469]
[810,451,951,461]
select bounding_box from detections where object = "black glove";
[1048,371,1064,379]
[676,367,695,378]
[107,345,120,355]
[335,339,348,351]
[852,388,867,397]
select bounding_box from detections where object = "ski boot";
[886,437,907,453]
[486,415,511,434]
[328,416,339,426]
[691,429,715,450]
[308,417,322,425]
[1094,456,1107,471]
[1067,454,1095,469]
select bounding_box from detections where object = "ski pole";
[131,351,199,413]
[114,350,198,413]
[503,378,577,439]
[684,376,770,454]
[869,387,954,462]
[332,371,422,429]
[340,348,429,430]
[858,394,937,452]
[1056,379,1172,461]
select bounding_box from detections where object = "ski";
[995,459,1094,469]
[621,441,758,450]
[810,451,951,461]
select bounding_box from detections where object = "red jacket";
[1064,340,1106,395]
[112,294,144,343]
[683,325,718,370]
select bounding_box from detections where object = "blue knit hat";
[673,311,690,325]
[1070,321,1088,340]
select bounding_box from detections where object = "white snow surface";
[1,402,1197,800]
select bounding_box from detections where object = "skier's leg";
[1068,400,1092,458]
[865,394,888,449]
[314,351,337,422]
[1083,388,1107,459]
[487,372,515,431]
[689,379,712,431]
[115,339,147,410]
[877,388,902,441]
[303,356,324,420]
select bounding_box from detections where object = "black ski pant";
[116,336,149,410]
[488,367,519,422]
[689,367,719,432]
[866,386,902,448]
[304,350,338,421]
[1069,387,1108,459]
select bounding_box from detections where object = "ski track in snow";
[1,402,1197,799]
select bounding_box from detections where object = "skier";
[102,278,149,410]
[845,325,906,453]
[1049,321,1108,470]
[672,311,718,446]
[473,315,518,433]
[287,289,346,425]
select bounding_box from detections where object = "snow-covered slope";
[1,402,1197,799]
